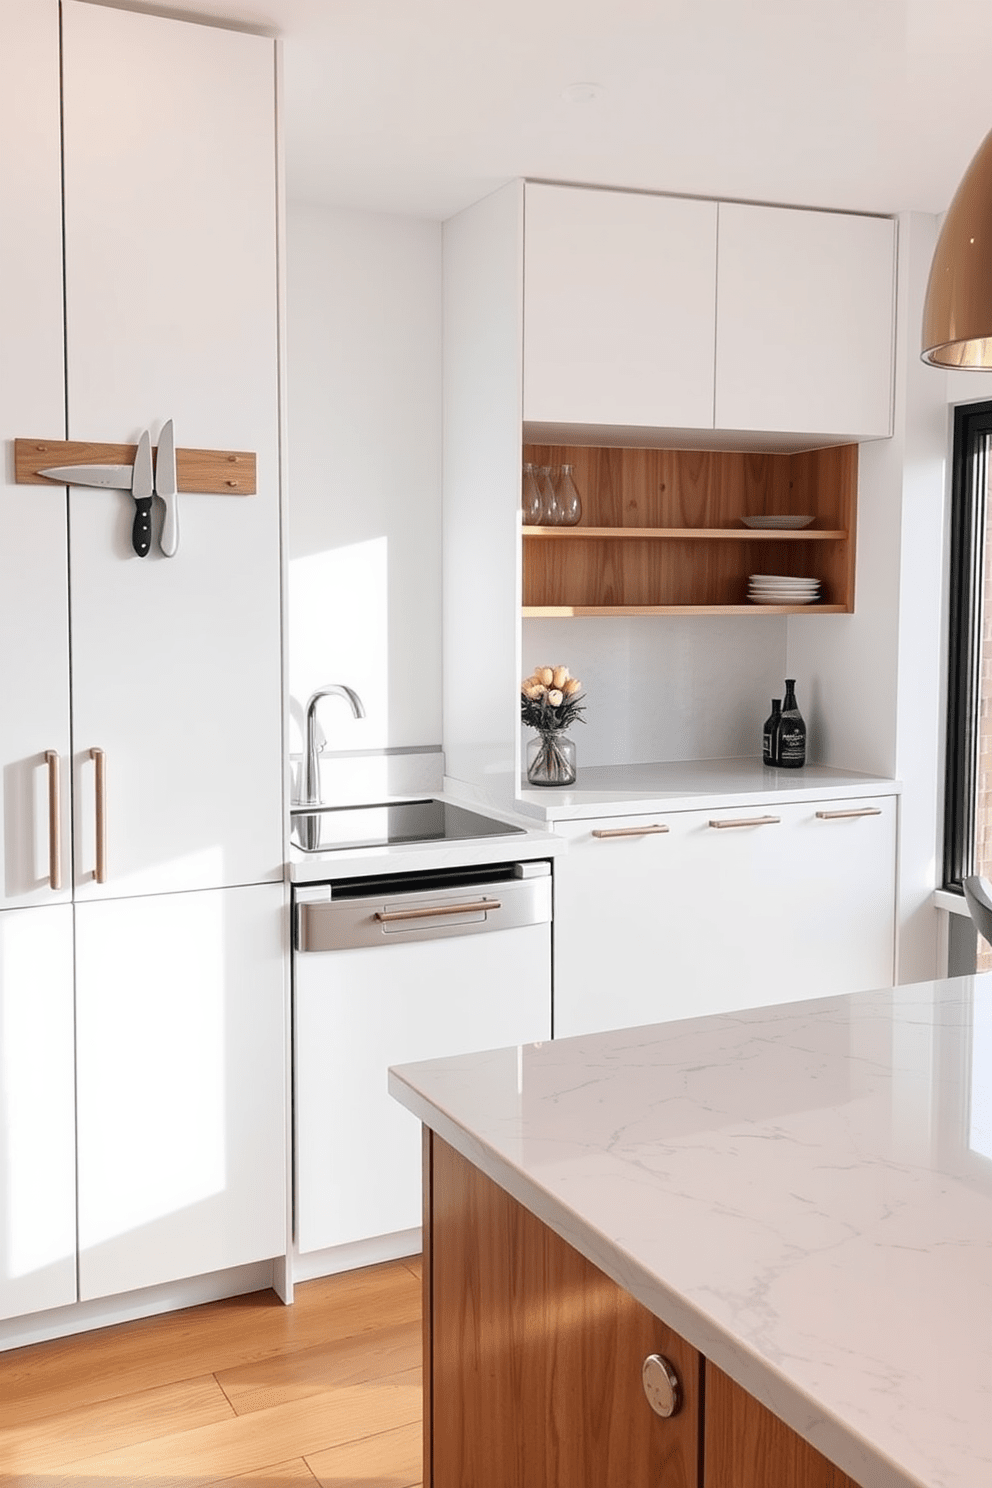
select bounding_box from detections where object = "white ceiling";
[86,0,992,220]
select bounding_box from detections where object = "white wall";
[522,614,788,765]
[285,202,442,798]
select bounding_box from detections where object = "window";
[945,401,992,963]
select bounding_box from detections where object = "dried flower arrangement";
[520,665,585,733]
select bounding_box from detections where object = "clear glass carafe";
[555,464,582,526]
[537,466,560,525]
[522,463,542,525]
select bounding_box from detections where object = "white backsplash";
[522,615,790,766]
[289,747,445,808]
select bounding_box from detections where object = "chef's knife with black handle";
[130,430,154,556]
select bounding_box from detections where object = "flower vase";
[526,731,576,787]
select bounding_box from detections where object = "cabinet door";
[296,922,551,1253]
[0,905,77,1320]
[715,203,895,439]
[75,883,287,1301]
[0,0,71,911]
[61,2,283,901]
[523,184,718,430]
[429,1134,702,1488]
[554,797,896,1039]
[705,1363,861,1488]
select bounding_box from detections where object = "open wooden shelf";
[524,603,850,617]
[523,525,848,541]
[522,442,857,614]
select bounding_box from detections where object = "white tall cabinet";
[1,1,286,1326]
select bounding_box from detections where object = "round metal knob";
[642,1352,682,1419]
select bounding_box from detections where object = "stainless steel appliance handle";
[90,747,107,883]
[815,807,883,820]
[45,749,62,891]
[708,815,780,829]
[592,824,669,839]
[374,898,501,924]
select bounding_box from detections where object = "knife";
[156,418,179,557]
[130,430,154,557]
[37,463,135,488]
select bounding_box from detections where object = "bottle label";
[779,726,805,761]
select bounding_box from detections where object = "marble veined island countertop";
[389,978,992,1488]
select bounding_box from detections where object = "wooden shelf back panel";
[15,438,257,495]
[522,442,857,612]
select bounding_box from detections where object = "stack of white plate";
[748,574,821,605]
[741,515,814,530]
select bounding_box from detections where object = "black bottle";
[778,679,806,768]
[762,699,782,766]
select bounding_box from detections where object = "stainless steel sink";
[290,798,524,854]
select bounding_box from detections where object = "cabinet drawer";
[553,796,897,1038]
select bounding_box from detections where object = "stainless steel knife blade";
[38,463,135,488]
[130,431,154,558]
[156,419,178,557]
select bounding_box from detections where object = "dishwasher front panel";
[297,868,551,951]
[294,869,551,1255]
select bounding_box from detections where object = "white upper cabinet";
[714,202,896,439]
[61,2,283,900]
[0,0,71,911]
[520,183,895,443]
[523,184,718,432]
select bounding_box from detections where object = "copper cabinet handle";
[642,1353,682,1419]
[45,749,62,891]
[89,747,107,884]
[708,815,780,829]
[374,899,500,924]
[592,824,670,839]
[815,807,883,820]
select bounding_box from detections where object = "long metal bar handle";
[708,815,781,829]
[815,807,883,820]
[592,824,670,839]
[45,749,62,891]
[90,746,107,884]
[374,899,500,924]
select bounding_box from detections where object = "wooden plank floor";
[0,1257,423,1488]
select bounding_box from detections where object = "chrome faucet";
[298,684,366,808]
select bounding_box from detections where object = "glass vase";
[537,466,560,525]
[521,463,543,525]
[555,463,582,526]
[526,731,576,787]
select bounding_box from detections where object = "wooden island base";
[423,1132,860,1488]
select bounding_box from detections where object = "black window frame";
[944,399,992,891]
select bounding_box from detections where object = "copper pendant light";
[922,127,992,367]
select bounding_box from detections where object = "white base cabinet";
[75,884,287,1301]
[295,922,551,1254]
[553,795,897,1039]
[0,906,76,1321]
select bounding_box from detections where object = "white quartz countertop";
[514,756,900,821]
[389,979,992,1488]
